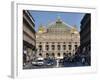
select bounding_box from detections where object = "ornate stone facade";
[36,17,80,59]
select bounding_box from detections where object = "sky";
[29,10,85,32]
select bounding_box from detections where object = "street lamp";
[23,49,27,66]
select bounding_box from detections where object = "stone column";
[55,42,57,59]
[42,42,45,58]
[60,42,63,51]
[66,42,68,54]
[71,42,74,56]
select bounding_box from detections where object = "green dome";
[48,18,72,28]
[47,17,72,33]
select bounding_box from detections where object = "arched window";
[45,45,49,51]
[58,53,60,57]
[63,53,66,56]
[39,53,42,57]
[75,45,78,50]
[69,53,71,56]
[57,45,60,50]
[38,45,42,51]
[46,53,49,57]
[52,45,55,50]
[52,53,55,57]
[63,45,66,50]
[68,45,71,50]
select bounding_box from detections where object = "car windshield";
[38,60,43,62]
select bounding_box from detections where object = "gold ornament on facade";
[38,25,46,33]
[70,26,78,34]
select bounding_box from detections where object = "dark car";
[44,58,56,66]
[59,59,64,63]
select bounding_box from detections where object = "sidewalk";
[23,62,32,69]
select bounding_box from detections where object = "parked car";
[59,59,64,63]
[31,60,37,65]
[36,60,44,66]
[44,58,56,66]
[32,58,44,66]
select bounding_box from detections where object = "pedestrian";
[82,57,85,64]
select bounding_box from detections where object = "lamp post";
[23,49,27,66]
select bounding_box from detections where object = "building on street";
[23,10,36,66]
[80,13,91,65]
[36,17,80,60]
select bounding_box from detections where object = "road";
[23,60,89,69]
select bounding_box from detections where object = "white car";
[32,58,44,66]
[37,58,44,65]
[36,60,44,66]
[31,61,37,65]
